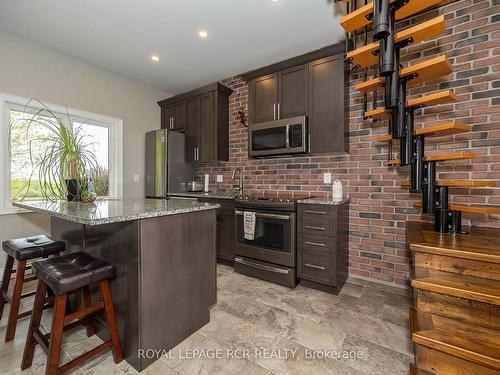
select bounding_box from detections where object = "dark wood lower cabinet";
[198,198,235,262]
[297,201,349,293]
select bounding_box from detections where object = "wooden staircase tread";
[410,309,500,370]
[346,16,446,69]
[365,107,391,120]
[375,123,471,142]
[408,221,500,268]
[409,364,435,375]
[355,56,453,94]
[401,180,497,187]
[407,90,457,109]
[412,267,500,305]
[340,0,442,33]
[389,152,476,166]
[413,201,500,215]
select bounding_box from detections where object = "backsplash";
[197,0,500,286]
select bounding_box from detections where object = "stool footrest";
[33,328,49,354]
[64,302,104,326]
[58,340,112,374]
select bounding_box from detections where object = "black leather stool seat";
[32,252,115,295]
[2,235,65,261]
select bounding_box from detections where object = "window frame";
[0,92,123,215]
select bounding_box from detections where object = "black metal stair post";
[411,134,424,193]
[422,161,436,214]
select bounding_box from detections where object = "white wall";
[0,30,170,258]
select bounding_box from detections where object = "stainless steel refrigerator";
[145,129,195,198]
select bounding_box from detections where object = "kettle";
[332,179,343,200]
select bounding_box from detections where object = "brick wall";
[198,0,500,286]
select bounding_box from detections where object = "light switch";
[133,174,140,183]
[324,173,332,184]
[216,175,223,183]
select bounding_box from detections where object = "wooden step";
[376,122,472,142]
[368,90,456,122]
[409,364,434,375]
[356,56,453,94]
[410,308,500,370]
[412,267,500,305]
[364,107,391,120]
[407,221,500,265]
[341,0,442,33]
[414,201,500,215]
[407,90,457,109]
[401,180,497,188]
[389,152,476,166]
[346,16,446,69]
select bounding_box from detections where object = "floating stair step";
[410,308,500,370]
[368,90,456,122]
[402,180,497,188]
[414,201,500,215]
[407,90,457,109]
[341,0,442,33]
[355,56,453,94]
[389,152,476,166]
[346,16,446,69]
[412,267,500,305]
[376,122,471,142]
[364,107,391,120]
[409,364,435,375]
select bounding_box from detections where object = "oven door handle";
[235,257,290,275]
[235,210,291,220]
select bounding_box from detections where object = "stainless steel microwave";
[248,116,309,158]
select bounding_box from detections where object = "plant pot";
[66,179,81,201]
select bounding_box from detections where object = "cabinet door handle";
[194,148,197,161]
[304,241,326,247]
[304,210,326,215]
[196,147,199,161]
[277,103,280,120]
[305,263,326,270]
[273,104,276,121]
[304,225,326,231]
[172,116,175,129]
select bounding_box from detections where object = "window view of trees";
[10,110,110,201]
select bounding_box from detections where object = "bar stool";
[0,235,65,342]
[22,252,123,375]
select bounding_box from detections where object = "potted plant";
[10,99,102,202]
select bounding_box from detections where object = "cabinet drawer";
[297,235,335,253]
[299,247,331,284]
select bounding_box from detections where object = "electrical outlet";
[216,174,223,183]
[324,173,332,184]
[133,174,140,183]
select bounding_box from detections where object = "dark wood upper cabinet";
[279,64,308,119]
[159,82,232,162]
[249,73,278,123]
[186,97,199,162]
[309,54,346,154]
[244,43,347,155]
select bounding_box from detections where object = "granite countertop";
[13,198,220,226]
[297,198,351,205]
[169,192,237,200]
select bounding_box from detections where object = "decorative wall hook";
[238,110,248,127]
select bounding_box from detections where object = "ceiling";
[0,0,346,94]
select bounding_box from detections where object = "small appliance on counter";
[145,129,195,198]
[187,181,204,192]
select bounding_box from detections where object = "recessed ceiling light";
[198,30,208,38]
[151,55,160,62]
[272,0,279,2]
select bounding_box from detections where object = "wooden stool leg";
[99,280,122,363]
[5,260,26,342]
[46,294,67,375]
[83,286,96,336]
[0,255,14,319]
[21,281,47,370]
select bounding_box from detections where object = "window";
[0,93,123,214]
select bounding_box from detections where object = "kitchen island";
[13,198,219,372]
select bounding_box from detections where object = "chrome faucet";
[232,168,243,196]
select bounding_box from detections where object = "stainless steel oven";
[249,116,308,158]
[234,197,297,287]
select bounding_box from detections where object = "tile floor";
[0,264,414,374]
